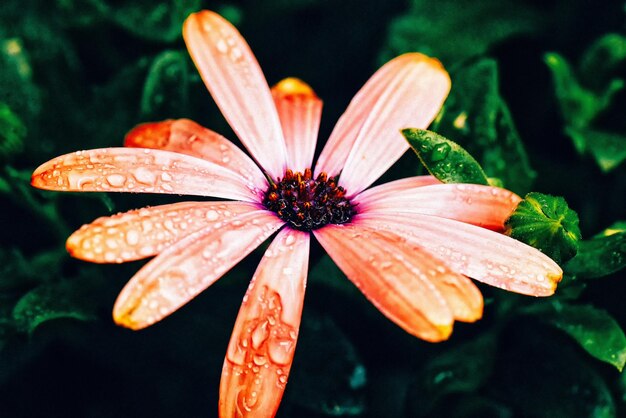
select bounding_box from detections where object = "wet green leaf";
[402,128,489,185]
[12,280,97,334]
[141,50,190,120]
[380,0,544,65]
[288,310,366,416]
[505,192,581,264]
[0,102,25,161]
[565,224,626,279]
[432,59,536,194]
[405,334,497,415]
[547,303,626,371]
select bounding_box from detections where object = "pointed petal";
[315,53,450,193]
[338,54,450,195]
[356,182,521,231]
[271,78,322,171]
[220,228,310,417]
[183,11,288,178]
[113,210,284,330]
[124,119,267,192]
[314,224,453,341]
[31,148,262,202]
[67,201,259,263]
[357,213,563,296]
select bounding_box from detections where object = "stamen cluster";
[263,168,356,231]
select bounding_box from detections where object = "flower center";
[263,168,357,232]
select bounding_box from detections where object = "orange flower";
[31,10,562,417]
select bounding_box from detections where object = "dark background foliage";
[1,0,626,417]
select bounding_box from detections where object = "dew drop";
[216,39,228,53]
[106,174,126,187]
[206,210,220,221]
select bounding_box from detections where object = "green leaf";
[402,128,489,185]
[579,34,626,91]
[566,127,626,172]
[288,310,366,415]
[565,225,626,279]
[0,101,26,161]
[141,50,190,120]
[405,334,497,415]
[109,0,202,42]
[505,192,581,264]
[0,38,41,125]
[546,303,626,371]
[12,280,96,334]
[380,0,544,65]
[432,59,536,194]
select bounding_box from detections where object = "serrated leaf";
[432,59,536,194]
[505,192,581,264]
[380,0,544,65]
[12,280,96,334]
[0,101,26,161]
[565,226,626,279]
[402,128,489,185]
[141,50,190,120]
[547,303,626,371]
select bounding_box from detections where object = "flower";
[31,10,562,418]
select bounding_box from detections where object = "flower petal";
[124,119,267,192]
[220,228,309,417]
[113,209,284,330]
[314,224,453,341]
[31,148,262,202]
[315,53,450,195]
[356,182,521,231]
[183,11,288,179]
[271,78,322,171]
[67,201,259,263]
[357,213,563,296]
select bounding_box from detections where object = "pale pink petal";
[113,210,284,330]
[314,54,450,194]
[271,78,322,171]
[314,224,454,341]
[338,54,451,195]
[124,119,267,192]
[356,182,522,231]
[66,201,259,263]
[31,148,262,202]
[183,11,288,179]
[220,228,309,417]
[354,176,441,201]
[356,213,563,296]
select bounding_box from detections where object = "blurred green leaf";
[0,102,25,161]
[579,34,626,94]
[12,280,97,334]
[546,303,626,371]
[402,128,489,185]
[405,334,497,416]
[110,0,201,42]
[505,192,581,264]
[380,0,544,65]
[433,59,536,194]
[566,127,626,172]
[0,38,41,125]
[141,50,190,120]
[565,224,626,279]
[288,310,366,416]
[595,221,626,237]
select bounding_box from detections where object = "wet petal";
[124,119,267,192]
[31,148,262,202]
[271,78,322,171]
[356,182,521,231]
[314,224,454,341]
[183,10,288,178]
[315,53,450,195]
[67,201,259,263]
[220,228,310,417]
[113,210,284,330]
[356,213,563,296]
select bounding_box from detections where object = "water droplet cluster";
[263,168,356,231]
